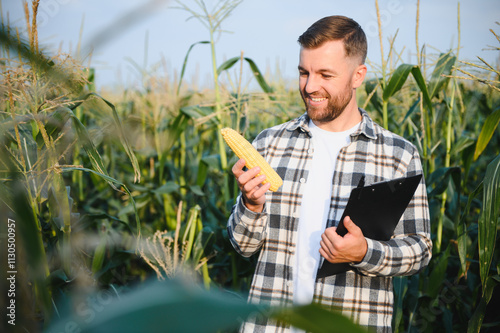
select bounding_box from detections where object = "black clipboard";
[316,174,422,279]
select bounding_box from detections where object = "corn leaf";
[450,135,476,157]
[47,278,265,333]
[177,41,210,96]
[60,166,141,238]
[217,56,273,94]
[382,64,433,114]
[392,276,408,332]
[55,107,116,189]
[410,66,433,112]
[478,154,500,290]
[426,167,461,198]
[217,56,288,116]
[163,112,190,152]
[69,93,141,183]
[244,57,274,94]
[271,303,367,333]
[192,226,214,266]
[92,233,108,274]
[428,53,456,99]
[382,64,413,101]
[468,275,499,333]
[458,182,484,278]
[9,179,52,318]
[426,245,451,299]
[474,106,500,160]
[364,78,383,115]
[402,98,421,124]
[152,181,180,195]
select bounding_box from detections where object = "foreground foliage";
[1,1,499,332]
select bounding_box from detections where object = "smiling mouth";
[309,97,327,102]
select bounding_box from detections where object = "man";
[227,15,432,332]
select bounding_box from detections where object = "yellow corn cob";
[221,128,283,192]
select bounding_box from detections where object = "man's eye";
[322,74,333,79]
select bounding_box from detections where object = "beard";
[301,84,353,124]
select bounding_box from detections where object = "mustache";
[301,91,329,99]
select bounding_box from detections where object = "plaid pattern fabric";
[228,109,432,333]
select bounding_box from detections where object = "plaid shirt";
[228,109,432,333]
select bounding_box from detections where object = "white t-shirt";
[293,120,360,306]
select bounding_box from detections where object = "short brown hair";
[298,16,367,64]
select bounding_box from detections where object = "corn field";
[1,1,499,332]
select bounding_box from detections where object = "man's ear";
[352,64,367,89]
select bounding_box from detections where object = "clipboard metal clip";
[356,176,365,199]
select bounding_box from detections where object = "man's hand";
[232,158,271,213]
[319,216,368,264]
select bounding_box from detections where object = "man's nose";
[304,75,320,94]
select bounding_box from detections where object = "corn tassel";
[221,128,283,192]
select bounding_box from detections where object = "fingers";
[343,216,363,237]
[232,159,266,192]
[240,168,264,191]
[231,158,269,212]
[319,219,367,263]
[231,158,247,178]
[246,181,271,201]
[320,227,338,262]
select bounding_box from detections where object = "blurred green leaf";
[92,233,108,274]
[271,303,367,333]
[478,154,500,290]
[69,93,142,183]
[180,105,218,126]
[153,181,180,195]
[474,106,500,160]
[0,23,71,83]
[426,167,461,197]
[47,278,265,333]
[10,179,52,318]
[189,185,205,196]
[192,226,214,265]
[427,245,451,299]
[468,275,499,333]
[61,167,141,237]
[450,135,476,157]
[458,182,483,277]
[365,78,383,115]
[392,276,408,332]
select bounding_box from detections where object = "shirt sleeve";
[227,194,268,258]
[350,149,433,276]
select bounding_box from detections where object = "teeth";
[310,97,326,102]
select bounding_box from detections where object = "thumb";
[344,216,361,235]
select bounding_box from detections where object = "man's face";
[298,40,361,124]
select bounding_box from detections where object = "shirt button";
[308,148,313,154]
[293,211,300,218]
[299,178,306,183]
[287,281,293,287]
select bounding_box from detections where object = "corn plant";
[364,3,500,331]
[0,6,142,327]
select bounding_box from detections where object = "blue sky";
[3,0,499,90]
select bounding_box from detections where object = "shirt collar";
[288,108,377,140]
